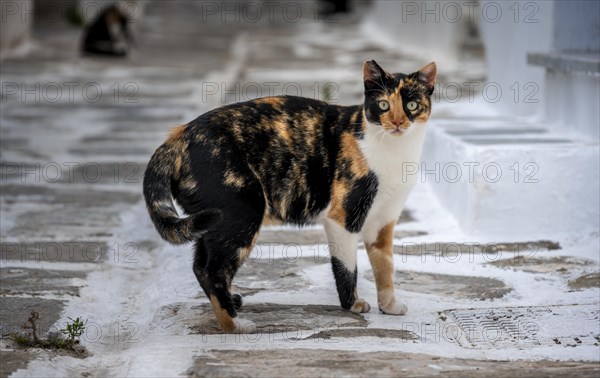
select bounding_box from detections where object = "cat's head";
[363,60,436,136]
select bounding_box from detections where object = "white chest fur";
[359,123,428,244]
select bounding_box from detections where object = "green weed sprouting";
[60,317,88,345]
[11,311,88,351]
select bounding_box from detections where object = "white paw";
[379,299,408,315]
[350,298,371,313]
[232,317,257,334]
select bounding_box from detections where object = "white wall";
[0,0,32,57]
[478,0,554,119]
[542,0,600,139]
[362,0,471,67]
[553,0,600,51]
[545,70,600,140]
[422,121,600,240]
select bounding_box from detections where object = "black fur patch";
[344,172,378,233]
[330,256,357,310]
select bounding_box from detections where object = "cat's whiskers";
[366,122,383,135]
[365,89,387,96]
[406,81,419,97]
[374,127,387,145]
[371,77,388,93]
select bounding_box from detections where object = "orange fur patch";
[209,295,235,332]
[328,179,349,227]
[174,155,183,177]
[180,176,198,191]
[166,124,187,145]
[340,133,369,177]
[238,233,258,266]
[349,111,365,134]
[261,214,283,226]
[224,170,245,188]
[271,116,292,144]
[365,222,395,292]
[254,96,285,107]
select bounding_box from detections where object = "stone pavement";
[1,1,599,377]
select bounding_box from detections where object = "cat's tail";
[143,136,221,245]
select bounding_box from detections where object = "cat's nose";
[392,119,405,127]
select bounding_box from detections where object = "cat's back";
[189,95,359,146]
[197,95,329,124]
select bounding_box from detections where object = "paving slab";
[0,347,31,378]
[393,241,561,257]
[0,268,85,296]
[365,270,512,300]
[490,256,594,274]
[1,241,111,263]
[0,298,64,338]
[0,183,141,241]
[158,303,367,335]
[442,304,600,349]
[187,349,600,378]
[568,273,600,290]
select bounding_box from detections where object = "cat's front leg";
[323,218,371,313]
[364,222,408,315]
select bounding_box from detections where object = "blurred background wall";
[1,0,33,56]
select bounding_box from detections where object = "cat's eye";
[378,101,390,111]
[407,101,418,111]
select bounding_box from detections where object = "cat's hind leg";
[193,233,258,333]
[323,218,370,313]
[230,232,257,311]
[364,222,407,315]
[192,202,262,333]
[182,136,264,332]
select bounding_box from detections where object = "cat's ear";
[363,60,388,88]
[416,62,436,90]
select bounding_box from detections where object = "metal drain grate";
[442,304,600,348]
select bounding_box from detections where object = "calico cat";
[143,60,436,333]
[82,3,133,57]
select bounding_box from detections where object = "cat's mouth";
[384,125,410,136]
